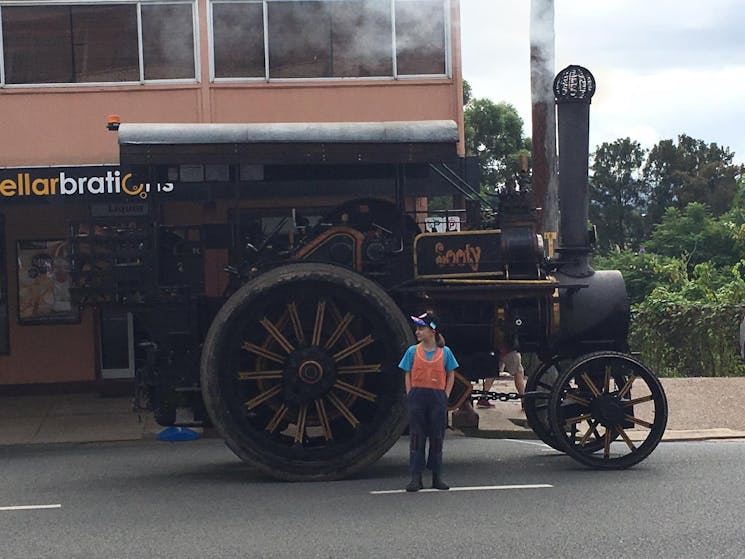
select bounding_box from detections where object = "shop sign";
[0,167,174,200]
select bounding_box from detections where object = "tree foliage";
[644,134,743,226]
[645,202,741,270]
[589,138,649,251]
[629,261,745,377]
[591,250,683,306]
[464,96,530,193]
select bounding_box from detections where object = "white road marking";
[504,438,561,452]
[0,504,62,512]
[504,438,549,447]
[370,484,553,495]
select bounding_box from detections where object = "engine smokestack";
[553,64,595,277]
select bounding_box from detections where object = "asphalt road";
[2,436,744,558]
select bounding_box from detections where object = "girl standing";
[398,312,458,491]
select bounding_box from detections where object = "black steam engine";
[70,66,667,480]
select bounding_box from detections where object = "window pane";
[268,0,393,79]
[213,2,265,78]
[268,1,331,78]
[329,0,391,77]
[395,0,446,75]
[3,7,73,83]
[71,5,140,82]
[2,5,138,84]
[142,3,196,80]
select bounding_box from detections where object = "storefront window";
[395,0,446,75]
[16,240,79,325]
[0,2,196,85]
[141,3,196,80]
[212,1,265,78]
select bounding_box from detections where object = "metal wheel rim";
[548,352,668,469]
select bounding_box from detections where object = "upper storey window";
[210,0,449,81]
[0,1,197,86]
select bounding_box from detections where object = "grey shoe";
[406,473,423,492]
[432,473,449,490]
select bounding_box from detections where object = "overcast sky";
[460,0,745,164]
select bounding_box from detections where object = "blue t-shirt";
[398,345,459,373]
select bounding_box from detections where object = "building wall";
[0,206,97,384]
[0,0,465,385]
[0,0,465,168]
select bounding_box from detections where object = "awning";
[118,120,459,165]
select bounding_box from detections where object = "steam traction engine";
[72,66,667,480]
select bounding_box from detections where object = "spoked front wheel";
[523,358,563,451]
[548,352,668,469]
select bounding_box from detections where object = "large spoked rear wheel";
[523,358,563,451]
[548,352,668,469]
[201,263,413,481]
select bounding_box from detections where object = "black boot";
[406,473,423,492]
[432,472,449,490]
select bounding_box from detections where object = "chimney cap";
[553,65,596,104]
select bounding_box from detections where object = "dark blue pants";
[408,387,448,474]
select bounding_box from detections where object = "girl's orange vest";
[410,345,446,390]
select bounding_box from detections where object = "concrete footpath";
[467,376,745,442]
[1,377,745,446]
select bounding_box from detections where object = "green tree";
[644,134,743,226]
[589,138,649,251]
[591,250,683,305]
[645,202,739,270]
[462,79,472,106]
[464,97,529,192]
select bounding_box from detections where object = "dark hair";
[411,311,446,347]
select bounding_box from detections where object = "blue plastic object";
[157,427,200,442]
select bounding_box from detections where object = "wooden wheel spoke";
[617,427,637,451]
[565,392,591,406]
[624,394,654,406]
[579,419,599,447]
[603,428,612,459]
[618,375,637,398]
[565,412,593,425]
[537,381,554,390]
[334,380,377,402]
[337,364,381,374]
[312,301,326,347]
[294,403,308,443]
[266,404,289,433]
[315,399,333,440]
[238,370,283,381]
[246,384,282,410]
[604,366,611,393]
[324,312,355,350]
[287,303,304,344]
[260,317,294,354]
[333,335,374,363]
[580,373,602,397]
[625,414,653,429]
[242,342,285,365]
[327,392,360,428]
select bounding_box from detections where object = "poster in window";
[17,240,79,324]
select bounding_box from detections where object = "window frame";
[0,0,200,88]
[208,0,451,83]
